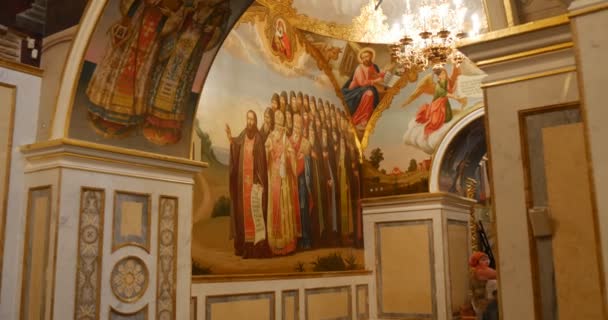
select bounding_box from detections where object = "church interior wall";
[0,0,607,319]
[0,66,42,319]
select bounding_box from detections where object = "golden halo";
[357,47,376,63]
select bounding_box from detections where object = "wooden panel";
[112,191,151,252]
[356,284,369,320]
[206,292,275,320]
[282,290,298,320]
[376,220,435,318]
[448,221,469,315]
[305,286,351,320]
[542,123,603,319]
[20,186,52,320]
[0,83,16,291]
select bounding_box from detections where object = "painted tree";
[369,147,384,170]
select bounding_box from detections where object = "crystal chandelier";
[390,0,469,71]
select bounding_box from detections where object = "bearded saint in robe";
[226,110,271,259]
[86,0,187,137]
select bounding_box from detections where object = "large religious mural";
[361,62,485,197]
[191,1,487,274]
[192,4,365,275]
[67,0,253,157]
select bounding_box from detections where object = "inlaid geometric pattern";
[111,256,149,303]
[74,188,105,319]
[157,196,178,320]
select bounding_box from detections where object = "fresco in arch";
[438,116,489,201]
[67,0,253,157]
[192,5,366,275]
[361,61,486,198]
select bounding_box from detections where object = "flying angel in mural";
[400,65,467,153]
[271,18,293,60]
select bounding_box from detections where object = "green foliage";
[407,158,418,172]
[211,196,231,218]
[344,252,360,270]
[368,147,384,170]
[192,261,212,275]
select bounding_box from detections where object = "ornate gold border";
[0,57,44,77]
[281,290,299,320]
[156,195,178,320]
[74,186,105,320]
[20,185,53,320]
[112,190,152,253]
[0,82,16,296]
[517,102,580,320]
[304,285,352,320]
[109,304,149,319]
[110,255,150,303]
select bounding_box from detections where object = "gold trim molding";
[481,66,576,88]
[21,138,208,169]
[568,2,608,18]
[0,82,16,294]
[458,14,570,48]
[192,269,372,283]
[476,42,574,67]
[0,58,44,77]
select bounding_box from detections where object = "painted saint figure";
[271,18,292,59]
[401,65,466,137]
[265,111,299,255]
[341,47,385,130]
[86,0,187,137]
[144,0,231,144]
[226,110,271,259]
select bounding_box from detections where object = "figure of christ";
[341,48,386,130]
[225,110,271,259]
[321,127,339,245]
[86,0,186,137]
[265,111,299,255]
[292,115,313,249]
